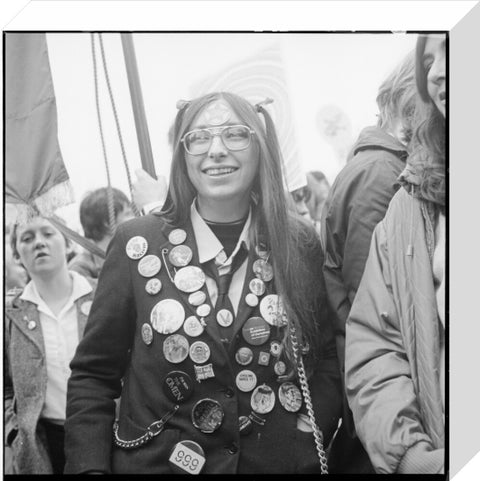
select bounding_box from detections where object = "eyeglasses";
[181,125,255,156]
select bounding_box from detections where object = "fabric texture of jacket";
[345,166,445,473]
[64,212,342,474]
[321,126,407,472]
[4,279,96,474]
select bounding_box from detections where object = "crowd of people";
[4,33,445,474]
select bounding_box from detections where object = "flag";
[5,33,74,223]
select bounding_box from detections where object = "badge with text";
[163,334,189,364]
[169,440,206,475]
[162,371,194,403]
[242,317,271,346]
[194,363,215,382]
[126,236,148,260]
[191,398,224,433]
[151,299,185,334]
[236,370,257,392]
[174,266,206,293]
[278,382,303,412]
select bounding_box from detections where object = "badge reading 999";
[169,440,206,475]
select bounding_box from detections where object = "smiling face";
[14,217,69,279]
[423,35,446,117]
[183,99,260,220]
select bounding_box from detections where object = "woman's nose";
[34,235,46,248]
[208,134,227,159]
[430,55,445,84]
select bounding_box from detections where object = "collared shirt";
[20,271,93,423]
[190,201,251,315]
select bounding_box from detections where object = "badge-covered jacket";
[4,281,96,474]
[65,213,342,474]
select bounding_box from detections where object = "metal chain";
[97,33,140,217]
[90,33,116,233]
[289,324,329,474]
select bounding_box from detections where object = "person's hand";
[132,168,168,213]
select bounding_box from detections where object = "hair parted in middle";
[161,91,327,360]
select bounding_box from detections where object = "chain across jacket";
[64,212,342,474]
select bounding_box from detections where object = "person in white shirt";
[5,215,96,474]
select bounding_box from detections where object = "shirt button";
[224,388,234,398]
[227,443,238,455]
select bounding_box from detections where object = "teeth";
[205,167,236,176]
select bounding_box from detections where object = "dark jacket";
[320,126,407,472]
[64,212,342,474]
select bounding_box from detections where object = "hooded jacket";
[345,166,445,473]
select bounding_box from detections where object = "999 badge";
[169,440,206,475]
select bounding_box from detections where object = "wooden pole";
[121,33,157,179]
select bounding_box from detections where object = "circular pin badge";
[278,382,303,412]
[162,371,194,403]
[188,291,206,307]
[252,259,274,282]
[174,266,206,293]
[242,317,271,346]
[141,323,154,345]
[216,309,233,327]
[80,300,92,316]
[145,278,162,295]
[245,293,259,307]
[126,236,148,260]
[270,340,283,357]
[163,334,189,364]
[138,254,161,278]
[27,320,37,330]
[189,341,211,364]
[191,399,224,433]
[249,278,266,297]
[196,304,211,318]
[239,415,253,436]
[183,316,204,337]
[260,294,287,327]
[151,299,185,334]
[236,370,257,392]
[203,100,232,125]
[169,229,187,246]
[255,244,269,260]
[169,245,193,268]
[169,440,206,475]
[235,347,254,366]
[250,384,276,414]
[274,360,287,376]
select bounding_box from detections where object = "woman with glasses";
[64,92,341,474]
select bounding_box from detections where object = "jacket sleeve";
[345,221,444,474]
[4,314,18,446]
[64,224,136,474]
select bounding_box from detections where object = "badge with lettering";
[169,229,187,246]
[258,351,270,366]
[188,291,206,307]
[126,236,148,260]
[145,278,162,295]
[191,398,224,433]
[242,317,271,346]
[138,254,161,278]
[194,363,215,382]
[252,259,274,282]
[216,309,233,327]
[163,334,189,364]
[151,299,185,334]
[169,245,193,268]
[245,293,259,307]
[183,316,204,337]
[278,382,303,412]
[169,440,206,475]
[202,100,232,125]
[80,300,92,316]
[251,384,276,414]
[162,371,194,403]
[196,303,211,318]
[260,294,287,327]
[189,341,211,364]
[141,323,154,345]
[174,266,206,293]
[236,370,257,392]
[235,347,254,366]
[249,278,266,297]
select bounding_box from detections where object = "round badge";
[252,259,274,282]
[196,304,211,318]
[270,340,283,357]
[278,382,303,412]
[191,398,224,433]
[169,440,206,474]
[169,229,187,246]
[274,360,287,376]
[236,370,257,392]
[260,294,287,327]
[27,320,37,330]
[189,341,211,364]
[145,278,162,295]
[183,316,204,337]
[141,323,153,345]
[245,293,259,307]
[163,334,189,364]
[80,300,92,316]
[188,290,206,307]
[250,384,276,414]
[151,299,185,334]
[235,347,254,366]
[242,317,271,346]
[126,236,148,260]
[216,309,233,327]
[239,415,253,436]
[174,266,206,293]
[138,254,161,278]
[203,100,232,126]
[169,245,193,268]
[255,244,269,260]
[249,278,266,297]
[162,371,194,403]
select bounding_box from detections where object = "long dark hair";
[161,92,324,358]
[409,35,446,209]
